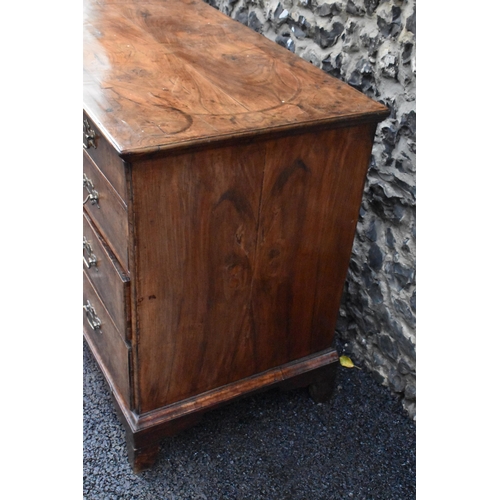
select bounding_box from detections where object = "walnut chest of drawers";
[83,0,389,472]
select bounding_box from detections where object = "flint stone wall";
[203,0,416,419]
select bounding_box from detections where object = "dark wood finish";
[83,212,131,341]
[83,111,129,202]
[307,364,338,403]
[83,0,389,473]
[83,151,129,270]
[131,123,377,412]
[83,271,131,405]
[126,437,160,474]
[112,349,338,471]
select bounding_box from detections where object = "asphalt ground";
[83,339,416,499]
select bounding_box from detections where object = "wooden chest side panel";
[253,124,377,365]
[131,125,376,412]
[131,145,264,412]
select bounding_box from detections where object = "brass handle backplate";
[83,173,99,207]
[83,300,102,333]
[83,118,97,149]
[83,237,98,270]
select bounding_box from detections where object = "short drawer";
[83,111,128,202]
[83,150,129,270]
[83,212,131,342]
[83,270,131,405]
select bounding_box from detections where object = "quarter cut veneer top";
[83,0,389,158]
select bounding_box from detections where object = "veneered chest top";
[83,0,388,159]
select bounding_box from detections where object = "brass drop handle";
[83,118,97,149]
[83,173,99,207]
[83,300,102,333]
[83,237,98,270]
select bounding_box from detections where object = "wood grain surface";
[83,212,131,342]
[83,150,129,270]
[83,0,388,157]
[111,347,338,471]
[130,123,376,412]
[83,111,129,202]
[83,271,131,405]
[83,0,390,469]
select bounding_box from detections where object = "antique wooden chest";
[83,0,389,471]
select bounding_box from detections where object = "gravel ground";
[83,339,416,500]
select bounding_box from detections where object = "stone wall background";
[204,0,416,419]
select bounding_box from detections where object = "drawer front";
[83,271,131,405]
[83,150,129,270]
[83,111,128,202]
[83,212,131,342]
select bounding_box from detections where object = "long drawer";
[83,270,131,405]
[83,212,131,342]
[83,150,129,270]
